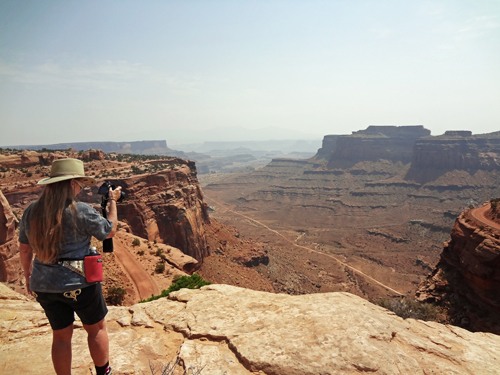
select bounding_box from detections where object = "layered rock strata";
[2,283,500,375]
[410,132,500,172]
[0,149,104,168]
[87,159,210,261]
[0,192,19,283]
[326,125,431,166]
[416,206,500,333]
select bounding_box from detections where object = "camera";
[98,181,125,202]
[98,181,125,253]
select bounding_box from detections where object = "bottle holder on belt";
[58,248,103,283]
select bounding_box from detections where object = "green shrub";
[107,287,127,305]
[155,248,163,257]
[137,250,145,256]
[155,263,165,274]
[132,237,141,247]
[140,273,211,303]
[376,297,441,321]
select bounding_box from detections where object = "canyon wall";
[325,125,431,166]
[1,151,210,263]
[416,206,500,334]
[316,127,500,173]
[411,133,500,170]
[0,191,19,283]
[81,159,210,261]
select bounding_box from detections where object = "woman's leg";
[83,318,109,367]
[52,324,74,375]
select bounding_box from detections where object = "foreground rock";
[1,283,500,374]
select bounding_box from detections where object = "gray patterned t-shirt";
[19,201,113,293]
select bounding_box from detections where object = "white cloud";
[457,15,499,41]
[0,59,202,93]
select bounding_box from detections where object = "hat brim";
[38,175,96,186]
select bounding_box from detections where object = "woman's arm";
[105,186,122,239]
[19,243,33,294]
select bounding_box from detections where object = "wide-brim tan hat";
[37,158,96,186]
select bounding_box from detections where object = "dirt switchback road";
[471,203,500,232]
[206,196,403,296]
[113,236,159,301]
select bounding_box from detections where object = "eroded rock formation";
[0,192,19,283]
[406,132,500,183]
[324,125,431,166]
[88,159,210,261]
[416,205,500,333]
[2,283,500,374]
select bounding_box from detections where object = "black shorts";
[34,283,108,331]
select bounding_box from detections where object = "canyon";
[1,127,500,373]
[2,126,500,333]
[201,126,500,311]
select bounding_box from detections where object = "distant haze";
[1,0,499,147]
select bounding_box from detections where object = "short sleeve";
[76,203,113,241]
[18,204,33,244]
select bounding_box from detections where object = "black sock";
[95,362,110,375]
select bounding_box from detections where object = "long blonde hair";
[28,179,78,263]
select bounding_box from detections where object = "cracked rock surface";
[1,283,500,374]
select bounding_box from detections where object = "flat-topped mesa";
[352,125,431,137]
[444,130,473,137]
[7,140,171,155]
[323,125,431,166]
[0,191,19,282]
[314,135,339,161]
[411,131,500,170]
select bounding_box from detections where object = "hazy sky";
[0,0,499,146]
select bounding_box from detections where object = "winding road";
[471,203,500,231]
[113,234,159,301]
[205,196,404,296]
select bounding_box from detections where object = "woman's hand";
[19,243,33,295]
[108,186,122,201]
[25,275,32,295]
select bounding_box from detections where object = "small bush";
[137,250,145,256]
[132,237,141,247]
[140,273,211,303]
[155,248,163,257]
[155,263,165,274]
[107,287,127,305]
[376,297,441,321]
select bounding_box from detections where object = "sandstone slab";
[2,283,500,374]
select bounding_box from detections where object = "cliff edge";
[416,203,500,334]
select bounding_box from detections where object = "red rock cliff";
[85,159,210,261]
[416,207,500,333]
[0,191,20,282]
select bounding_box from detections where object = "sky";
[0,0,499,147]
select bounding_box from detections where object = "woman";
[19,158,121,375]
